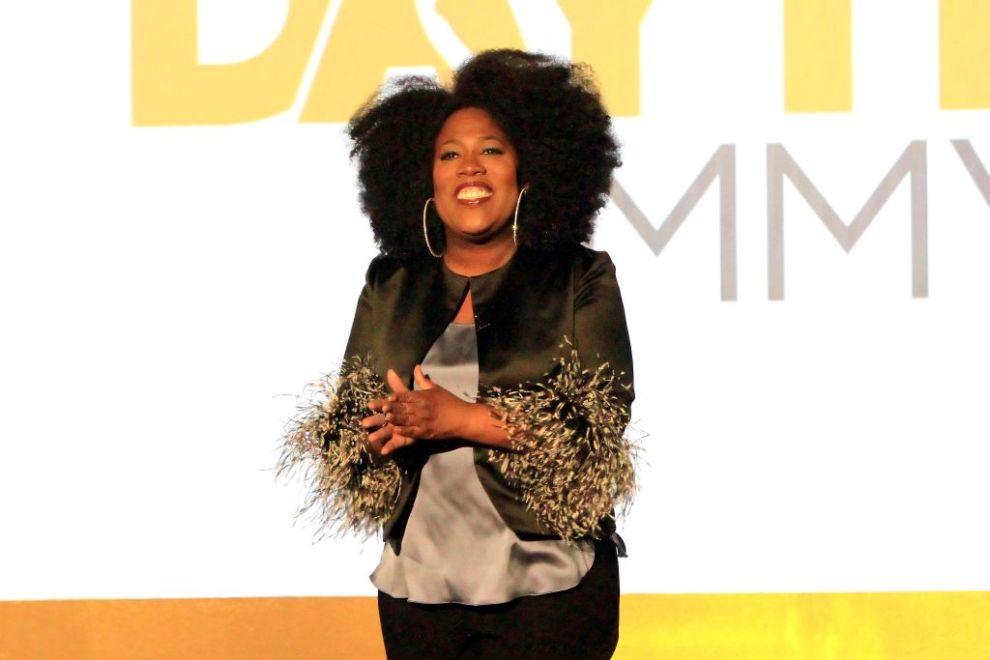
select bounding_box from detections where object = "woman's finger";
[381,432,415,456]
[366,423,393,447]
[360,413,386,429]
[413,365,435,390]
[386,368,409,393]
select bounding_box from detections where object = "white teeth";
[456,186,493,200]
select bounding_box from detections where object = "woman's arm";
[277,257,404,538]
[480,250,637,542]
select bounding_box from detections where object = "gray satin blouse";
[370,321,594,605]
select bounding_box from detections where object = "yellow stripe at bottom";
[618,593,990,659]
[1,593,988,659]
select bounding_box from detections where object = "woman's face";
[432,107,520,246]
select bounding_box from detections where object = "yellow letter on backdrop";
[783,0,852,112]
[557,0,652,117]
[940,0,990,109]
[301,0,524,122]
[132,0,331,125]
[436,0,524,53]
[301,1,436,122]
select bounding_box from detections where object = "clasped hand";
[361,365,470,456]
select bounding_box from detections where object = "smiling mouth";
[456,185,493,203]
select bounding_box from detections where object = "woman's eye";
[482,147,504,155]
[439,151,459,161]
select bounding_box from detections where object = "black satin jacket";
[342,244,634,540]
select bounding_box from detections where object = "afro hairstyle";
[347,49,621,258]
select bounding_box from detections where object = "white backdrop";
[1,1,988,600]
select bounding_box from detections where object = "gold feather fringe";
[276,357,400,539]
[482,348,637,543]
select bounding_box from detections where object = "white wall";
[1,0,988,599]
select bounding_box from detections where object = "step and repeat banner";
[2,0,989,656]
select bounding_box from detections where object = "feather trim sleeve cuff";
[481,348,637,543]
[277,357,400,539]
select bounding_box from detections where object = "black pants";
[378,539,619,660]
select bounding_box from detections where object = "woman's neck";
[442,235,517,277]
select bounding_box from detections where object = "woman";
[280,50,636,659]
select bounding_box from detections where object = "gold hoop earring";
[422,197,443,258]
[512,185,529,246]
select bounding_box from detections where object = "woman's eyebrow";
[438,135,505,147]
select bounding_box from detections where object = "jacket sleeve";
[276,257,402,539]
[483,250,637,542]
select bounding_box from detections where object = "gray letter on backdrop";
[610,145,737,301]
[767,141,928,300]
[951,139,990,209]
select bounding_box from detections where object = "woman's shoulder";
[525,243,613,269]
[361,252,422,287]
[363,252,398,278]
[562,244,618,284]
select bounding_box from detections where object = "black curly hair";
[347,49,621,258]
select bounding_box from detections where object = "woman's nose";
[458,157,486,177]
